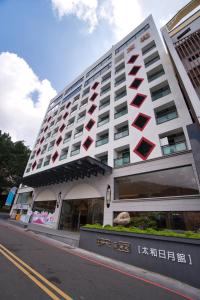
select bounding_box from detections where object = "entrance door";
[59,198,103,231]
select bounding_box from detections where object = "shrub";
[82,224,200,239]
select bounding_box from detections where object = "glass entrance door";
[59,198,103,231]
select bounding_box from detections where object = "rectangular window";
[115,165,199,200]
[155,104,178,124]
[147,65,165,82]
[99,96,110,110]
[144,51,160,68]
[115,86,127,101]
[59,147,68,160]
[150,81,171,101]
[142,40,156,55]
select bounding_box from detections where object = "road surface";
[0,221,196,300]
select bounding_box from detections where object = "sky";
[0,0,191,148]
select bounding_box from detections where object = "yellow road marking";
[0,244,73,300]
[0,248,60,300]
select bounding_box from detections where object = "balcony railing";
[71,149,80,156]
[41,149,47,155]
[114,155,130,167]
[97,118,109,127]
[96,137,109,147]
[80,102,87,108]
[114,108,128,119]
[37,164,42,169]
[142,43,156,55]
[43,160,50,166]
[115,77,126,87]
[77,116,85,123]
[114,129,129,140]
[74,131,83,139]
[115,65,125,74]
[59,153,68,160]
[67,122,74,128]
[63,137,71,144]
[151,86,171,101]
[99,101,110,110]
[48,145,54,151]
[148,69,165,82]
[101,76,111,83]
[100,87,111,96]
[156,110,177,124]
[145,55,160,68]
[115,90,127,101]
[162,141,187,155]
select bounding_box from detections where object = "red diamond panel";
[128,54,139,64]
[82,136,93,150]
[90,92,98,101]
[44,126,48,132]
[85,119,95,131]
[52,151,59,162]
[60,124,65,132]
[40,136,44,144]
[128,65,141,76]
[132,113,151,131]
[129,78,144,90]
[88,104,97,115]
[66,102,71,109]
[130,93,147,108]
[36,148,41,156]
[32,161,37,170]
[133,137,155,160]
[56,136,62,146]
[63,112,69,120]
[92,82,99,90]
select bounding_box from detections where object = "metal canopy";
[22,156,112,188]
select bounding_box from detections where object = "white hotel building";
[19,15,200,231]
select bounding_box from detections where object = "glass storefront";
[30,200,57,227]
[17,191,33,205]
[115,165,199,200]
[114,211,200,231]
[32,200,56,213]
[59,198,104,231]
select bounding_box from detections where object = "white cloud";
[51,0,98,33]
[0,52,56,148]
[51,0,144,38]
[99,0,143,39]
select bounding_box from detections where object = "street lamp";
[106,185,111,208]
[57,192,62,208]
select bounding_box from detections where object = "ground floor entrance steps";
[26,223,80,247]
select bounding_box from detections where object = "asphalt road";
[0,221,195,300]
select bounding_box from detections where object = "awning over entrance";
[22,156,112,188]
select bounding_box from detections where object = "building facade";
[161,0,200,188]
[22,15,200,231]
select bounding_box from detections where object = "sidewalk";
[8,219,80,247]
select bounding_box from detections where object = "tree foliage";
[0,130,31,195]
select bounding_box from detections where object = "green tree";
[0,130,31,204]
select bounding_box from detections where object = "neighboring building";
[22,15,200,231]
[161,0,200,187]
[10,185,34,222]
[161,0,200,125]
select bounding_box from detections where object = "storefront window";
[16,192,33,204]
[114,211,200,231]
[115,165,199,199]
[32,201,56,213]
[31,201,56,226]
